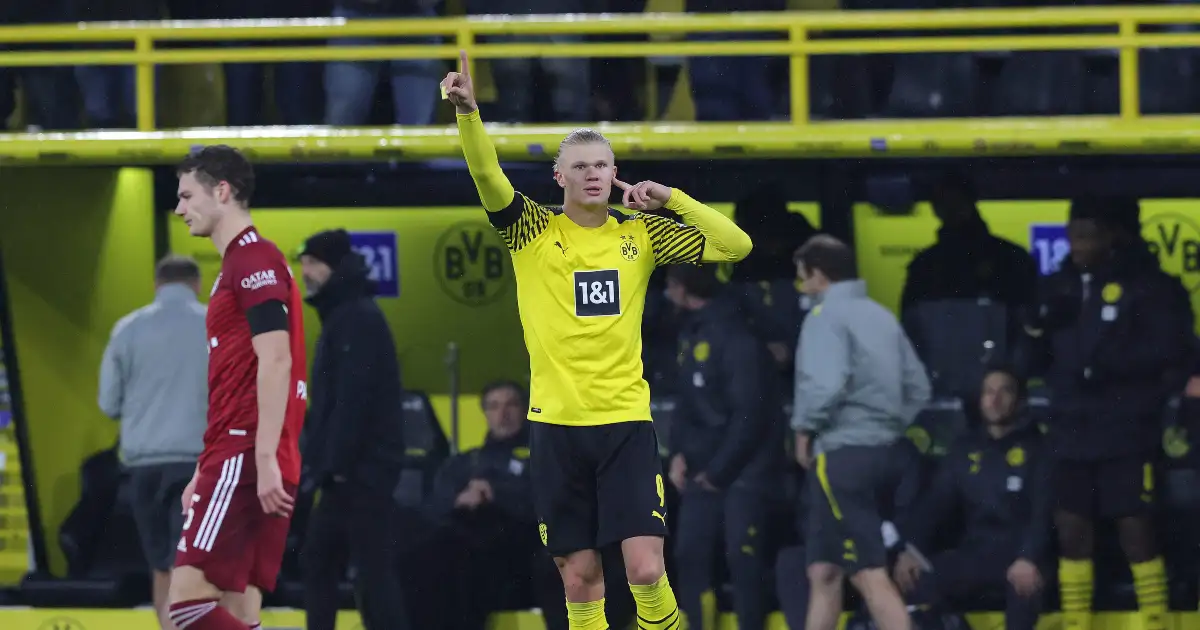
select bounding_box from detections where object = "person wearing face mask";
[893,367,1050,630]
[1026,198,1193,630]
[297,228,408,630]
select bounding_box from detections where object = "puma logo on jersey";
[652,511,666,526]
[554,241,568,255]
[240,269,277,291]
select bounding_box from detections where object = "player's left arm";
[620,180,752,265]
[231,247,296,514]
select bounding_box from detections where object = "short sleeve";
[642,213,705,266]
[488,191,552,253]
[229,245,292,313]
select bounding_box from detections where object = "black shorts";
[1053,456,1156,519]
[129,462,195,572]
[805,445,894,573]
[530,421,669,556]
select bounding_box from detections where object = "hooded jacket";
[303,254,406,493]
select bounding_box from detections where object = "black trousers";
[674,485,771,630]
[302,483,408,630]
[914,544,1042,630]
[399,509,539,630]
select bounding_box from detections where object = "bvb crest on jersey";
[620,234,640,262]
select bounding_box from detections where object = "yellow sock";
[566,598,609,630]
[1131,557,1168,630]
[1059,558,1094,630]
[629,573,681,630]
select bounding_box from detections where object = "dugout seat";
[394,390,450,508]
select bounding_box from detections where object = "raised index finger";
[612,178,631,191]
[459,50,470,77]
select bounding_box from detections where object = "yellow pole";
[135,35,156,131]
[1118,18,1139,120]
[789,26,810,125]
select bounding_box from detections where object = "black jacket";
[731,279,810,377]
[673,299,784,489]
[303,254,405,493]
[429,425,533,523]
[901,218,1039,314]
[1031,246,1193,460]
[900,419,1052,563]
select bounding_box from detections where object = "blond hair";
[553,128,612,170]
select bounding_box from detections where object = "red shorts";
[173,452,296,593]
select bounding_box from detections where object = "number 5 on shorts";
[178,493,201,552]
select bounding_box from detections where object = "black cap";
[299,229,352,267]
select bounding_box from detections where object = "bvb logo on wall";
[1143,211,1200,294]
[433,221,513,307]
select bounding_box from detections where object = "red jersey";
[202,226,307,485]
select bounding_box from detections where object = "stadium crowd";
[3,0,1200,130]
[88,166,1200,630]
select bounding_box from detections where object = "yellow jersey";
[490,190,708,426]
[456,110,752,426]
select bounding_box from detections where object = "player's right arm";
[444,51,550,252]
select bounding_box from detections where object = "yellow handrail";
[0,7,1198,132]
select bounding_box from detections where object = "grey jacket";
[98,284,207,467]
[792,280,931,455]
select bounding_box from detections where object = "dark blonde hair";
[553,128,612,170]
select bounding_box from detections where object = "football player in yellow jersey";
[442,51,752,630]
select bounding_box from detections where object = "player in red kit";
[167,145,308,630]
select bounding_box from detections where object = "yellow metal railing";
[0,7,1198,132]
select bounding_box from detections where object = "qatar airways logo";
[240,269,278,291]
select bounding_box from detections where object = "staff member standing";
[665,264,782,630]
[1028,200,1192,630]
[298,229,408,630]
[98,255,207,630]
[791,235,931,630]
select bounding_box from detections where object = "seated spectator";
[419,380,537,630]
[324,0,442,126]
[466,0,591,123]
[894,367,1050,630]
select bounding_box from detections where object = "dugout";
[0,7,1199,629]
